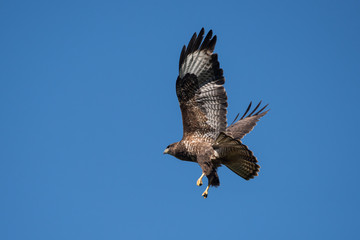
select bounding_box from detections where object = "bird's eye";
[166,145,170,149]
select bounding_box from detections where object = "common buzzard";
[163,28,268,198]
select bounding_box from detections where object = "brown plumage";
[164,28,268,198]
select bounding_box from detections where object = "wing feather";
[176,29,227,141]
[226,102,269,140]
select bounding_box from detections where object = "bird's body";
[164,28,268,198]
[169,139,214,162]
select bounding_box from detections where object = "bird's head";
[163,142,177,156]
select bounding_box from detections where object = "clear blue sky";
[1,0,359,239]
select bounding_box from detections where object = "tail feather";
[214,132,260,180]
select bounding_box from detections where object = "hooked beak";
[163,148,169,154]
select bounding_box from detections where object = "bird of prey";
[163,28,268,198]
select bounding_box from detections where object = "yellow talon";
[202,185,210,199]
[196,173,204,186]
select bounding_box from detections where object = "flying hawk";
[163,28,268,198]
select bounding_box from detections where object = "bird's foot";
[202,186,209,199]
[196,178,203,186]
[202,191,208,199]
[196,173,204,186]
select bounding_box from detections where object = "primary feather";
[176,28,227,140]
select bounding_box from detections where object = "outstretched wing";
[226,101,269,140]
[176,28,228,140]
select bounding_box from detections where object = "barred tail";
[214,132,260,180]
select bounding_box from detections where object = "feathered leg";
[197,149,220,199]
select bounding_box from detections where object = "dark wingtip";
[230,113,240,126]
[179,28,219,71]
[208,29,213,38]
[191,28,205,53]
[199,27,205,36]
[255,104,269,115]
[185,32,197,56]
[179,45,186,70]
[200,29,213,50]
[248,101,262,117]
[209,35,217,51]
[238,101,269,120]
[240,101,252,120]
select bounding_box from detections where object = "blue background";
[1,0,359,239]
